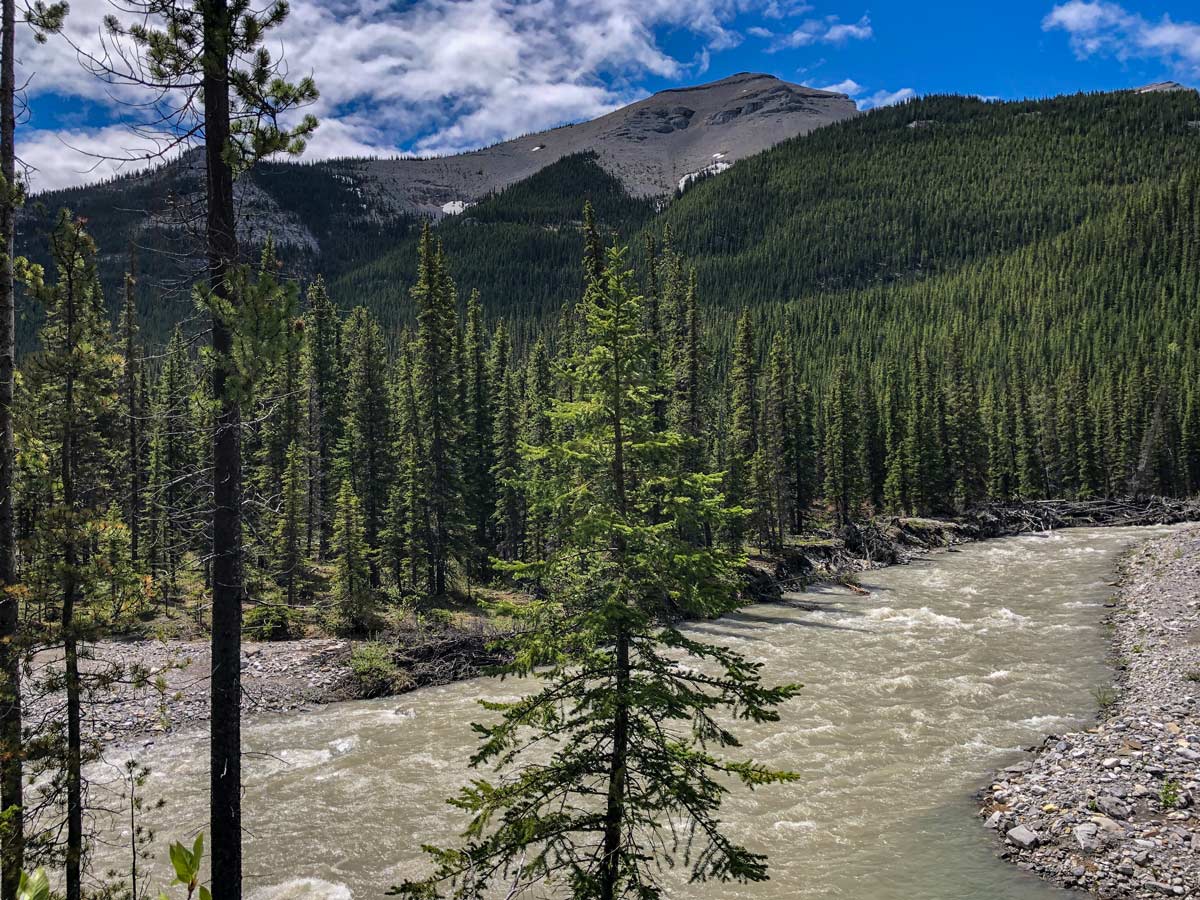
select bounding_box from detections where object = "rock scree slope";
[351,72,858,215]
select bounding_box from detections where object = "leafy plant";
[350,642,401,698]
[244,602,299,640]
[17,869,49,900]
[1160,779,1182,810]
[160,833,210,900]
[1093,686,1119,711]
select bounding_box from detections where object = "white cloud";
[859,87,916,109]
[806,79,914,108]
[814,78,864,95]
[20,0,877,190]
[17,126,168,191]
[1043,1,1200,76]
[824,16,873,44]
[771,14,873,51]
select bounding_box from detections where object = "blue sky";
[18,0,1200,191]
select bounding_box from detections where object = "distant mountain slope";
[650,89,1200,310]
[15,72,854,345]
[347,72,856,215]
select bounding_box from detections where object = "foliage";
[349,642,401,699]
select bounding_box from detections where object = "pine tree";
[147,327,200,604]
[301,276,342,559]
[337,307,392,585]
[412,228,462,596]
[331,481,374,634]
[27,212,121,900]
[1,5,68,889]
[460,291,495,578]
[119,263,143,566]
[272,441,308,607]
[397,245,798,900]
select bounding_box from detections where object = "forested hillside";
[14,92,1200,627]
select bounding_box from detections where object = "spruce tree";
[823,362,864,526]
[461,291,495,579]
[331,480,374,634]
[396,245,798,900]
[724,312,758,543]
[272,441,308,608]
[301,277,342,559]
[337,307,392,585]
[412,229,462,596]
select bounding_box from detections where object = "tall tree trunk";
[124,271,140,564]
[62,393,82,900]
[599,627,630,900]
[0,0,22,891]
[599,305,629,900]
[203,1,242,895]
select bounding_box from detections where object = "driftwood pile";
[388,618,509,689]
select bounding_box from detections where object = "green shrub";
[1160,778,1182,809]
[350,642,401,698]
[243,603,299,640]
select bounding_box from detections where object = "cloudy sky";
[17,0,1200,192]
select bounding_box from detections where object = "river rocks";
[1075,821,1102,851]
[26,637,361,744]
[1007,824,1041,849]
[1098,795,1132,819]
[980,525,1200,899]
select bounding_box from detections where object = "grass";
[1093,685,1120,712]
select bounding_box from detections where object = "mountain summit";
[353,73,858,215]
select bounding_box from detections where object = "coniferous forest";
[1,0,1200,895]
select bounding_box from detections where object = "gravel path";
[982,525,1200,898]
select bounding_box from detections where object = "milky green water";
[88,526,1176,899]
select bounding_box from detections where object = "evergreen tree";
[491,338,522,563]
[723,311,758,543]
[301,276,342,559]
[397,245,798,900]
[331,480,374,633]
[460,290,495,578]
[337,307,391,584]
[823,362,864,526]
[412,228,463,596]
[272,441,308,607]
[27,212,120,900]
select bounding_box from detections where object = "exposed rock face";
[350,72,857,215]
[1133,82,1195,94]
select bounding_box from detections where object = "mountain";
[345,72,856,215]
[16,73,855,345]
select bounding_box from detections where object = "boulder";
[1006,824,1040,850]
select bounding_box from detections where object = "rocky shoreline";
[981,525,1200,898]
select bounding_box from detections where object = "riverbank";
[37,499,1200,747]
[981,525,1200,898]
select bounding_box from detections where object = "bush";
[243,603,299,641]
[350,642,402,698]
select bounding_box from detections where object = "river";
[87,525,1177,899]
